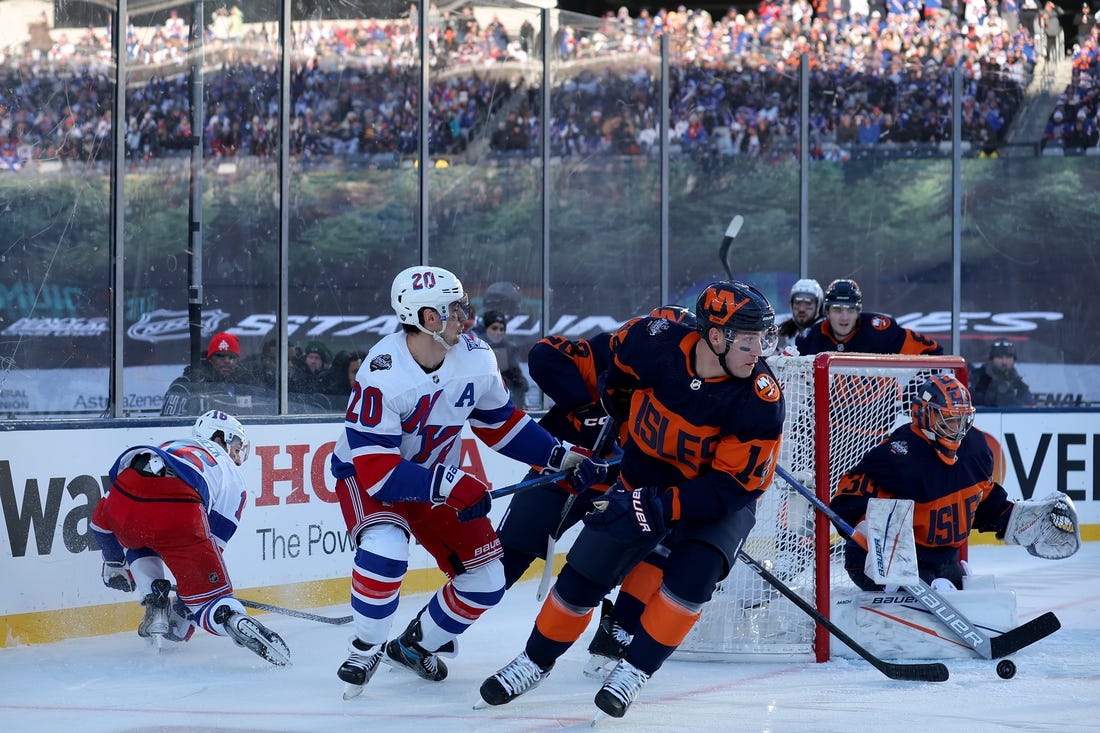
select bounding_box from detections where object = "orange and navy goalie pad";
[795,311,942,356]
[602,316,786,522]
[830,425,1010,565]
[527,332,614,448]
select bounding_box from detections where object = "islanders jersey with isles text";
[831,425,1012,567]
[602,316,786,521]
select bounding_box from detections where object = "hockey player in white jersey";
[90,410,290,666]
[329,266,607,700]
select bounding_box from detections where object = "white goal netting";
[675,353,967,662]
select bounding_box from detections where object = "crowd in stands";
[1,0,1098,171]
[1042,4,1100,152]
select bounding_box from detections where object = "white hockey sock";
[417,560,505,652]
[351,523,409,644]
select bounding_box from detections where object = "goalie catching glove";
[1001,492,1081,559]
[430,465,492,522]
[545,442,609,493]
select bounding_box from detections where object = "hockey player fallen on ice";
[329,266,607,700]
[90,410,291,666]
[831,374,1081,593]
[479,281,785,720]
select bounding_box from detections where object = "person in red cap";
[161,331,252,416]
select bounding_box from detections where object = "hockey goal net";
[675,352,968,662]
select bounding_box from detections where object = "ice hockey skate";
[584,597,631,678]
[337,637,384,700]
[137,579,172,639]
[164,595,195,643]
[476,651,553,708]
[594,659,649,719]
[383,616,447,681]
[213,605,291,666]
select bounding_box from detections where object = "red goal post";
[675,352,968,664]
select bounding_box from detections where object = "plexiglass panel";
[285,0,421,413]
[549,8,663,328]
[1,2,1096,421]
[121,2,284,418]
[0,1,113,417]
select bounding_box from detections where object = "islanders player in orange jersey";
[831,373,1080,593]
[478,281,786,719]
[498,305,697,591]
[796,278,942,355]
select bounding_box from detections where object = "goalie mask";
[910,374,975,465]
[649,304,697,329]
[391,266,470,348]
[193,410,250,465]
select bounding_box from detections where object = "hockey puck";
[996,659,1017,679]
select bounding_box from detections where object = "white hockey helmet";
[789,278,824,308]
[193,410,250,465]
[391,266,469,344]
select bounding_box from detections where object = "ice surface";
[2,544,1098,733]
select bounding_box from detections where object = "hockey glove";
[600,388,633,425]
[431,464,492,522]
[583,484,671,542]
[546,443,609,493]
[101,560,136,592]
[1002,492,1081,559]
[573,402,610,447]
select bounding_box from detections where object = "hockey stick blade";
[238,598,352,625]
[738,550,948,682]
[718,215,744,279]
[989,611,1061,658]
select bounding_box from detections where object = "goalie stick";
[718,215,744,279]
[773,465,1061,660]
[736,548,949,682]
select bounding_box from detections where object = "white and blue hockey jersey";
[330,331,558,503]
[106,437,249,548]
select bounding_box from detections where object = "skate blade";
[472,698,493,710]
[342,683,365,701]
[583,654,616,679]
[591,710,609,726]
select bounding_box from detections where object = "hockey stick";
[736,548,949,682]
[489,455,622,500]
[238,598,352,625]
[536,417,621,601]
[168,584,353,625]
[718,215,744,279]
[773,465,1061,659]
